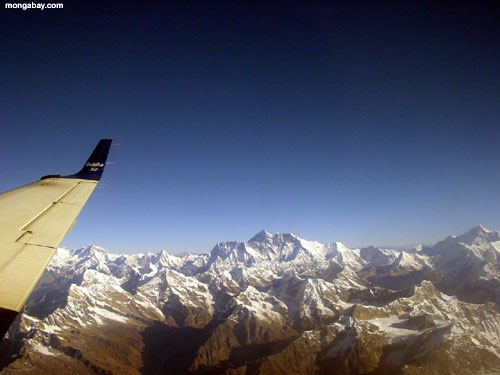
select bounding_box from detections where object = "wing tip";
[61,139,112,181]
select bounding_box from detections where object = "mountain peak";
[469,224,491,234]
[75,244,109,256]
[429,225,500,255]
[248,230,272,242]
[455,225,498,246]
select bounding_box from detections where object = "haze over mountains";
[1,226,500,374]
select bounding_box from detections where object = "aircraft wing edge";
[0,139,112,339]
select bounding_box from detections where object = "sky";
[1,1,499,254]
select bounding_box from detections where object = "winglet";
[62,139,112,181]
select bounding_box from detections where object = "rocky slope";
[1,226,500,374]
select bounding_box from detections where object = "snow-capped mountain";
[1,226,500,375]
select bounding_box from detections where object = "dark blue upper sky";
[1,1,499,253]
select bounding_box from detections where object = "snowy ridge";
[2,226,500,375]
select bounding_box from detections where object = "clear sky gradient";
[1,2,499,253]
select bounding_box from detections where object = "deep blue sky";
[1,1,499,253]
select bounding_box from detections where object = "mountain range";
[1,225,499,374]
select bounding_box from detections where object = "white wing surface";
[0,139,112,338]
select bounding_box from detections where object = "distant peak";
[81,244,108,253]
[248,230,272,242]
[247,230,302,243]
[460,225,493,241]
[469,224,491,233]
[438,224,499,247]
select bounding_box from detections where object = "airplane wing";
[0,139,112,338]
